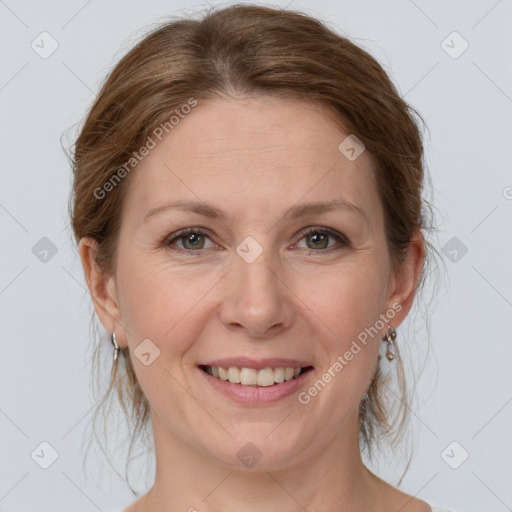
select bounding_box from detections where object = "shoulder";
[394,499,456,512]
[368,476,456,512]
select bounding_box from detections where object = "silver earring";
[111,331,120,361]
[383,325,397,362]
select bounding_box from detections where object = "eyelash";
[161,226,350,255]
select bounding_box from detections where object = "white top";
[107,504,455,511]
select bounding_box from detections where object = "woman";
[69,4,452,511]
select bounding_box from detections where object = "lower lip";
[198,366,314,405]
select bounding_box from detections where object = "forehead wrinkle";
[178,143,299,159]
[143,198,370,231]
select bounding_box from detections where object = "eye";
[162,226,350,254]
[163,228,216,252]
[295,227,350,252]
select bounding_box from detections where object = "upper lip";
[200,357,313,370]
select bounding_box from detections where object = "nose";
[219,243,294,339]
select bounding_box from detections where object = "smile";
[199,364,314,387]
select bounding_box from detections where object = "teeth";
[227,367,241,383]
[240,367,257,385]
[256,368,275,387]
[274,367,285,383]
[204,365,305,386]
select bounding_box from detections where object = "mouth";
[198,364,314,387]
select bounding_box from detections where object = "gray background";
[1,0,511,511]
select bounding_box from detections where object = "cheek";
[116,252,215,353]
[299,271,385,413]
[300,260,387,343]
[115,257,207,404]
[298,258,387,397]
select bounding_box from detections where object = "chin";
[205,431,309,471]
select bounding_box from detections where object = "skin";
[79,95,428,512]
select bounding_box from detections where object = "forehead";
[123,96,380,223]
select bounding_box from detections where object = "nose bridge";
[221,233,291,335]
[235,234,280,303]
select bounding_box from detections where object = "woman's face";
[88,95,417,470]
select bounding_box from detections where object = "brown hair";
[68,3,440,494]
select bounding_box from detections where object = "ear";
[384,229,425,327]
[78,237,126,348]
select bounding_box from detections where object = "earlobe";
[78,237,122,338]
[385,230,425,324]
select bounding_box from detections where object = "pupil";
[185,234,202,249]
[309,233,327,249]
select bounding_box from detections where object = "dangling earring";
[383,325,397,362]
[111,330,120,362]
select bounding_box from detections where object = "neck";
[140,408,383,512]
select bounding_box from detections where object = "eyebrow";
[143,198,367,224]
[143,199,368,223]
